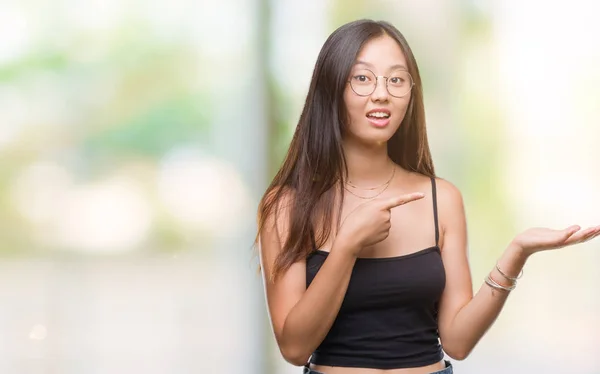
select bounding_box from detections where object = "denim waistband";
[303,360,453,374]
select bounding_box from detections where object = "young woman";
[255,19,600,374]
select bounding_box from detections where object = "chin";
[345,123,399,146]
[356,133,395,146]
[368,126,398,141]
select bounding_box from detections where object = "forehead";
[354,34,407,71]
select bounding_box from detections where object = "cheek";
[393,99,410,123]
[344,92,366,124]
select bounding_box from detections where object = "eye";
[353,75,370,82]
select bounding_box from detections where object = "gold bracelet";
[495,262,524,283]
[485,274,516,292]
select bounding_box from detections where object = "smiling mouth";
[366,111,390,119]
[366,113,391,128]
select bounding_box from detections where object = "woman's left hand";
[510,225,600,257]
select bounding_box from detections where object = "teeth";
[368,112,389,118]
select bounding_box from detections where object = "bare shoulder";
[434,177,464,208]
[263,185,296,219]
[401,171,462,202]
[401,170,435,191]
[432,177,467,248]
[260,185,296,265]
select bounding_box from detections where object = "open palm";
[512,225,600,256]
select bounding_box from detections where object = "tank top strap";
[430,177,440,247]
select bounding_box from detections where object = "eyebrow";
[354,60,408,70]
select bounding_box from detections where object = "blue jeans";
[303,360,453,374]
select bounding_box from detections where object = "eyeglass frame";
[347,68,415,98]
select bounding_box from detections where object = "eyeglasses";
[348,68,414,98]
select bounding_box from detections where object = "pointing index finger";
[382,192,425,210]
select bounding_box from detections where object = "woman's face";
[343,34,412,146]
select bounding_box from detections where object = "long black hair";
[256,19,435,280]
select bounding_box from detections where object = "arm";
[259,192,358,366]
[434,180,526,360]
[435,179,600,360]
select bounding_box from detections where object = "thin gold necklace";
[346,162,396,190]
[344,166,396,200]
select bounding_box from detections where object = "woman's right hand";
[336,192,426,256]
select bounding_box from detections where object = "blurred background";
[0,0,599,373]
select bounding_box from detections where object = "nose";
[371,76,389,102]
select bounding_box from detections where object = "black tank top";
[305,177,446,369]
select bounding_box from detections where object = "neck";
[342,139,394,186]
